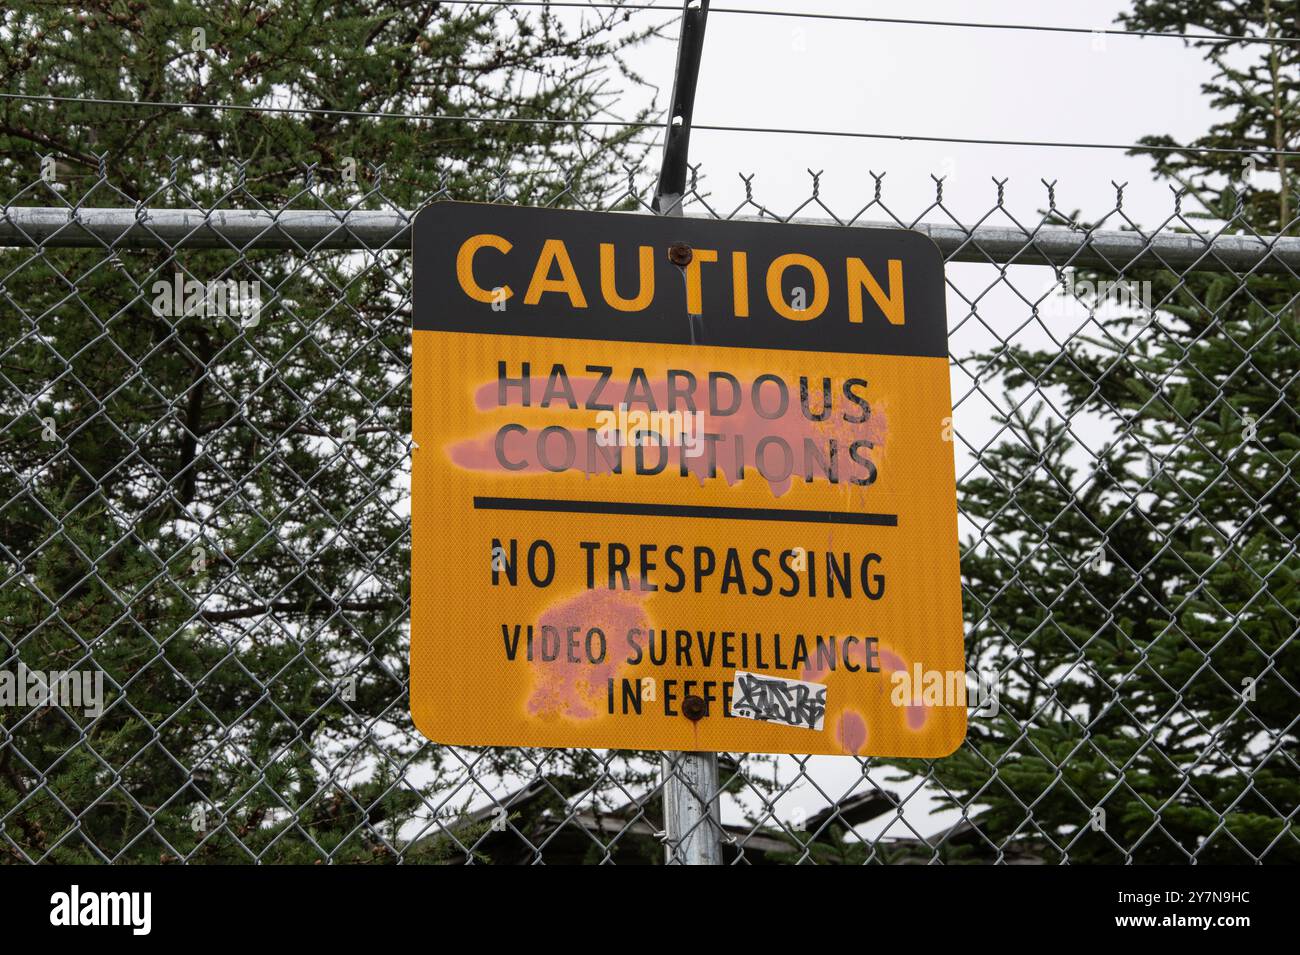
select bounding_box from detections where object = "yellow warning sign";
[411,202,964,756]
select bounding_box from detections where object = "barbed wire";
[4,92,1299,159]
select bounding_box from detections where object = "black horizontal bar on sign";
[414,201,948,357]
[472,496,899,527]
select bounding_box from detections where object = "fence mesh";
[1,163,1296,864]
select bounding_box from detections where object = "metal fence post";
[661,751,724,865]
[651,0,724,865]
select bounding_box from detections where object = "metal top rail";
[2,205,1298,273]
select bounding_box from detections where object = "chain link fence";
[1,162,1297,864]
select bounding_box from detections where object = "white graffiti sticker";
[729,671,827,731]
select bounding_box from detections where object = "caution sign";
[410,202,965,756]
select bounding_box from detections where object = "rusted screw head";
[681,695,707,721]
[667,242,693,267]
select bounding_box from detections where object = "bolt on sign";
[411,202,965,756]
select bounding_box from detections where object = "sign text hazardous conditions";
[411,202,964,756]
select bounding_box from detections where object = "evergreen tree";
[912,0,1298,862]
[0,1,656,863]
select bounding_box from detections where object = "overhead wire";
[4,92,1297,158]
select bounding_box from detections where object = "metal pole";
[653,0,709,216]
[651,0,723,866]
[661,751,723,865]
[8,206,1299,273]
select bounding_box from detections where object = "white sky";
[617,0,1218,227]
